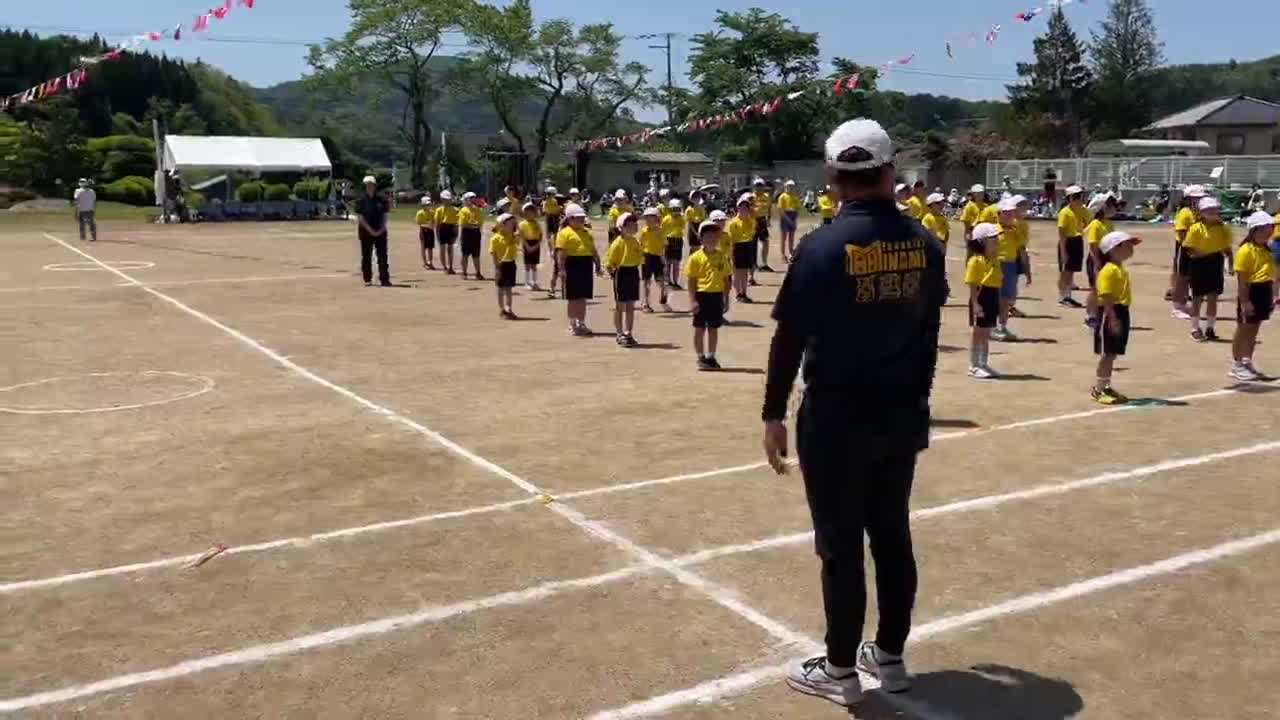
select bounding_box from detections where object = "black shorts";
[1085,253,1098,288]
[496,260,517,288]
[641,253,665,281]
[1174,243,1190,275]
[613,265,640,303]
[1058,236,1084,272]
[460,227,482,257]
[687,227,700,250]
[822,217,833,225]
[1094,304,1131,356]
[608,227,620,241]
[523,246,541,266]
[437,223,457,245]
[546,215,561,236]
[1188,254,1224,297]
[753,219,769,242]
[665,238,683,263]
[564,255,594,301]
[969,286,999,328]
[693,291,725,328]
[1238,282,1274,324]
[732,242,753,270]
[419,227,435,249]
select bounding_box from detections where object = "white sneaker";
[1170,307,1191,320]
[856,641,911,693]
[1245,360,1266,378]
[991,328,1009,341]
[971,366,995,379]
[983,364,1001,378]
[786,655,862,707]
[1230,364,1260,381]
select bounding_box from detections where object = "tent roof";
[164,135,331,172]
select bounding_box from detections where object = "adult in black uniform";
[761,118,947,708]
[354,175,391,287]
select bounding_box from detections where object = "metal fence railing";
[987,155,1280,193]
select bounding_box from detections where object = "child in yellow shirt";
[605,212,643,346]
[518,202,544,289]
[1231,212,1277,380]
[776,180,801,263]
[457,192,485,281]
[817,187,836,226]
[434,190,459,274]
[489,213,520,319]
[686,220,733,370]
[662,198,687,294]
[1092,231,1141,404]
[638,207,668,312]
[1183,197,1232,341]
[415,196,437,270]
[965,223,1003,379]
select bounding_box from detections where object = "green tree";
[1007,8,1094,155]
[460,0,651,176]
[685,8,821,162]
[308,0,470,187]
[8,96,88,194]
[1089,0,1164,139]
[171,103,209,135]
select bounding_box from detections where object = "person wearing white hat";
[605,211,644,345]
[73,177,98,242]
[1055,185,1089,308]
[637,206,668,312]
[776,179,801,262]
[457,192,486,280]
[991,196,1025,341]
[768,118,947,709]
[684,189,708,260]
[750,178,775,276]
[1090,230,1142,404]
[817,184,837,225]
[607,189,634,240]
[1182,196,1232,341]
[893,182,912,213]
[490,213,520,318]
[965,222,1005,379]
[1229,211,1277,380]
[684,219,733,370]
[727,193,758,302]
[416,195,438,270]
[959,184,987,241]
[434,190,459,274]
[905,180,927,221]
[555,203,603,336]
[1168,184,1207,317]
[354,175,391,286]
[541,190,564,296]
[1083,194,1120,328]
[518,202,544,290]
[919,192,949,246]
[662,199,686,296]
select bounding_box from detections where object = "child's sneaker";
[785,655,861,707]
[623,334,639,347]
[1170,307,1191,320]
[696,356,714,371]
[1009,306,1027,318]
[970,366,994,379]
[1104,386,1129,403]
[705,356,721,370]
[1230,362,1260,381]
[1190,329,1206,342]
[856,641,910,693]
[1205,327,1219,341]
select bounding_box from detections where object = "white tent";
[163,135,332,173]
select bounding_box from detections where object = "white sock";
[825,660,855,679]
[1206,318,1215,329]
[707,351,715,359]
[970,347,979,368]
[1096,377,1110,391]
[1190,317,1201,331]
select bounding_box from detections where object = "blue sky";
[6,0,1277,123]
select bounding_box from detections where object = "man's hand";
[1107,313,1121,335]
[690,301,700,315]
[763,420,789,475]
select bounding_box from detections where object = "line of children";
[416,196,437,270]
[606,212,643,346]
[662,198,686,294]
[1231,212,1276,380]
[518,202,544,289]
[728,193,758,303]
[685,220,733,370]
[1055,185,1088,308]
[965,222,1003,378]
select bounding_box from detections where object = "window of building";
[633,169,682,184]
[1216,133,1246,155]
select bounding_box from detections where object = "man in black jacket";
[354,175,391,287]
[761,118,946,708]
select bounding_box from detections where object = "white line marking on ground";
[43,260,154,272]
[0,371,215,415]
[37,232,814,672]
[0,274,347,294]
[670,439,1280,568]
[588,526,1280,719]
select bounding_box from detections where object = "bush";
[292,179,330,200]
[86,135,156,184]
[263,183,292,202]
[4,188,38,203]
[100,175,155,206]
[236,181,264,202]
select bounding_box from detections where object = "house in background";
[584,151,714,196]
[1142,95,1280,155]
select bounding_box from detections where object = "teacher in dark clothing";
[354,175,391,287]
[761,118,946,708]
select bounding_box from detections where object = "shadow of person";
[854,664,1084,719]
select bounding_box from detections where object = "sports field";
[2,214,1278,719]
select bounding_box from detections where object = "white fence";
[987,155,1280,193]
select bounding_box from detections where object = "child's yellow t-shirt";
[661,213,685,239]
[1182,222,1232,255]
[415,208,433,226]
[1085,218,1114,247]
[964,254,1002,289]
[1234,242,1276,284]
[1173,206,1197,235]
[542,197,561,217]
[684,204,706,228]
[605,235,643,269]
[489,230,519,263]
[555,225,594,257]
[685,249,731,293]
[776,192,800,212]
[1272,213,1280,240]
[920,212,949,244]
[518,218,542,245]
[638,226,666,256]
[960,200,986,227]
[905,195,925,220]
[1057,205,1082,237]
[435,205,459,225]
[979,205,1000,224]
[818,193,836,218]
[1095,262,1132,306]
[727,216,755,245]
[458,205,483,228]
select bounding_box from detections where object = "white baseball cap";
[462,191,476,200]
[614,189,629,200]
[998,197,1020,212]
[1064,184,1084,196]
[825,118,894,171]
[969,183,986,194]
[496,212,515,225]
[895,183,909,194]
[688,189,703,200]
[1184,184,1207,198]
[660,188,671,197]
[698,220,721,236]
[616,212,636,230]
[1012,194,1030,206]
[708,209,728,223]
[546,185,557,194]
[753,177,766,186]
[1198,196,1221,211]
[972,222,1003,240]
[896,202,910,213]
[564,203,587,218]
[1246,210,1276,230]
[1087,195,1108,214]
[440,190,453,201]
[522,202,536,212]
[642,206,660,217]
[736,192,754,207]
[926,192,945,204]
[362,175,377,185]
[420,196,432,205]
[569,187,580,195]
[785,179,796,187]
[496,197,511,209]
[1099,230,1141,254]
[669,198,683,209]
[77,178,89,187]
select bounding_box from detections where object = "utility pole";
[640,32,675,125]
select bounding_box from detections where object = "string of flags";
[580,0,1088,152]
[1,0,255,113]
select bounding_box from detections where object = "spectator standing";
[354,175,391,287]
[73,178,97,242]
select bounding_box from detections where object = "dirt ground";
[1,212,1278,719]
